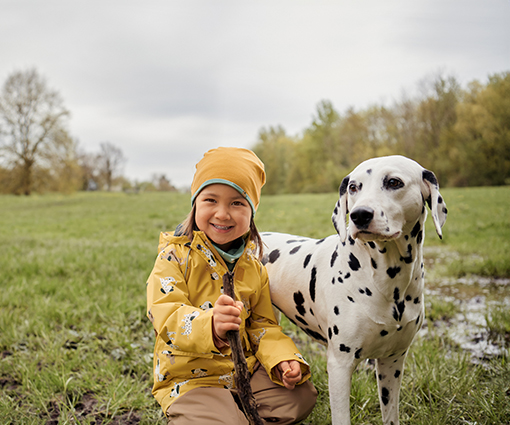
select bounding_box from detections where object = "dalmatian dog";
[261,155,447,425]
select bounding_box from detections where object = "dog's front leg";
[375,354,407,425]
[327,347,358,425]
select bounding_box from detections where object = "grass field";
[0,187,509,424]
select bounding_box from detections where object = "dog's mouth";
[353,229,402,241]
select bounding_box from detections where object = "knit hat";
[191,147,266,216]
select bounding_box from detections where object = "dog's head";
[332,155,447,243]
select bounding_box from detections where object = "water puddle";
[422,275,510,363]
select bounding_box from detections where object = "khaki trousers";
[166,363,318,424]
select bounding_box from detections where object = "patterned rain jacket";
[146,230,311,415]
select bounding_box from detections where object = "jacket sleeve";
[246,265,311,385]
[146,241,218,356]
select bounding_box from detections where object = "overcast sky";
[1,0,509,188]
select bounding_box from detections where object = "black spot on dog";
[417,230,423,244]
[394,370,401,378]
[367,169,372,175]
[423,169,438,186]
[380,330,388,337]
[392,307,399,321]
[395,301,405,321]
[293,291,306,316]
[406,295,412,302]
[400,244,413,264]
[309,267,317,302]
[393,287,400,301]
[348,236,355,246]
[339,176,349,196]
[347,296,355,303]
[387,267,401,279]
[286,239,308,244]
[331,250,338,267]
[289,245,301,254]
[381,387,390,405]
[268,249,280,263]
[411,221,421,238]
[333,306,340,315]
[371,258,378,269]
[365,287,372,296]
[348,253,361,271]
[397,325,402,331]
[414,297,420,304]
[354,348,362,359]
[316,238,326,244]
[368,241,376,249]
[379,247,387,254]
[358,288,365,294]
[333,325,339,335]
[331,277,336,285]
[337,276,343,284]
[303,328,327,343]
[303,254,312,268]
[344,272,351,279]
[339,344,351,353]
[415,314,421,325]
[295,315,308,326]
[328,328,332,340]
[309,308,314,316]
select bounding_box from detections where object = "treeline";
[0,68,177,195]
[253,71,510,195]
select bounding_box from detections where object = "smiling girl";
[146,147,317,424]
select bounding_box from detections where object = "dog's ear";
[422,170,447,239]
[332,176,350,242]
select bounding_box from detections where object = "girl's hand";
[275,360,302,390]
[212,295,243,340]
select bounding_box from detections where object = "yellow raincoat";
[146,230,311,415]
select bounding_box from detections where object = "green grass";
[1,188,509,424]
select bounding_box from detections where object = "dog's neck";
[353,214,426,316]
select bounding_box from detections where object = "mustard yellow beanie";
[191,147,266,216]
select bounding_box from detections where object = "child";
[146,147,317,424]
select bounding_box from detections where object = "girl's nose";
[215,205,231,220]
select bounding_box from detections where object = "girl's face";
[194,183,252,251]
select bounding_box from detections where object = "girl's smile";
[194,184,252,251]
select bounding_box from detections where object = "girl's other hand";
[275,360,302,390]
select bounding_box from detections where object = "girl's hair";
[179,204,264,260]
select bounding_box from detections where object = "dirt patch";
[43,393,142,425]
[0,375,21,392]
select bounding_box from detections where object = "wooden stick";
[222,271,264,425]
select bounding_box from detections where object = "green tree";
[454,72,510,186]
[252,126,295,195]
[413,72,461,184]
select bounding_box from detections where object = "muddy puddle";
[421,270,510,364]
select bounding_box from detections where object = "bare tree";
[98,141,125,191]
[0,68,70,195]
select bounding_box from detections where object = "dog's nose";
[350,207,374,228]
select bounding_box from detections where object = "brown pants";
[166,363,318,424]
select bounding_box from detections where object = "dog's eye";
[348,183,358,194]
[385,177,404,190]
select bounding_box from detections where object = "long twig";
[222,271,264,425]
